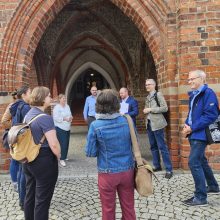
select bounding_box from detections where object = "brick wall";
[177,0,220,169]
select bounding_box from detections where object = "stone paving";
[0,127,220,220]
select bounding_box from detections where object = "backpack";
[154,92,169,123]
[7,114,46,163]
[2,129,10,149]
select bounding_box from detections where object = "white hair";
[146,79,156,85]
[189,70,206,80]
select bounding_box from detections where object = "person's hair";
[58,94,65,100]
[90,86,97,91]
[96,89,120,114]
[145,79,156,85]
[120,87,128,92]
[30,86,50,106]
[16,86,30,99]
[189,70,206,80]
[11,90,17,100]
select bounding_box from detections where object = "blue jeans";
[189,139,219,202]
[10,159,19,183]
[56,127,70,160]
[147,121,173,172]
[18,163,26,206]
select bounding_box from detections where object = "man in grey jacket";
[143,79,173,179]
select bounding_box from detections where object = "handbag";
[205,113,220,145]
[124,114,154,197]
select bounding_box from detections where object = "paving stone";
[0,132,220,219]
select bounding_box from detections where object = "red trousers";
[98,169,136,220]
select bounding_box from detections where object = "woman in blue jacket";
[85,89,136,220]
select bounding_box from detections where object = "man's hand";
[182,124,192,138]
[143,108,151,114]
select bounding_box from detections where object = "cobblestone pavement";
[0,127,220,220]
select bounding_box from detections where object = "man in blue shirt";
[119,87,139,126]
[83,86,97,128]
[182,70,219,207]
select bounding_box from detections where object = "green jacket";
[145,91,168,131]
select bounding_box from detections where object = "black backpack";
[154,92,169,123]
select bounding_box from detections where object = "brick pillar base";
[0,148,10,174]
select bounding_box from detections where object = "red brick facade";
[0,0,220,172]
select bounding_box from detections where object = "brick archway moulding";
[0,0,170,92]
[65,61,116,100]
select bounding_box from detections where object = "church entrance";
[69,68,110,126]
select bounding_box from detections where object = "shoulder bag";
[124,114,154,197]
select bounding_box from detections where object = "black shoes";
[152,168,173,179]
[153,167,162,172]
[165,171,173,179]
[182,197,208,207]
[206,186,220,194]
[19,202,24,211]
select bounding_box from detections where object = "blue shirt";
[83,95,96,120]
[188,85,204,126]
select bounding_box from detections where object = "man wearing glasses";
[143,79,173,179]
[83,86,98,129]
[182,70,219,206]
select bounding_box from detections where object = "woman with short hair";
[23,86,61,220]
[53,94,73,167]
[85,89,136,220]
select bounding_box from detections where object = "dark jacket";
[10,99,31,125]
[185,84,219,141]
[123,96,139,126]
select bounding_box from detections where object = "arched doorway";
[0,0,181,172]
[68,68,111,126]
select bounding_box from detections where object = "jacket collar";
[95,113,121,120]
[188,84,208,96]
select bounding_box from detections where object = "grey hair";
[146,79,156,85]
[189,70,206,80]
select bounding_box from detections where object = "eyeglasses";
[187,76,201,82]
[145,84,153,86]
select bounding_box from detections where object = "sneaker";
[182,197,194,204]
[153,167,162,172]
[65,158,69,161]
[60,160,66,167]
[182,197,208,207]
[206,186,220,194]
[165,171,173,179]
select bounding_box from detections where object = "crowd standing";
[0,69,219,220]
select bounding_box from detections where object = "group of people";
[84,70,219,219]
[1,86,71,219]
[83,83,173,179]
[1,69,219,220]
